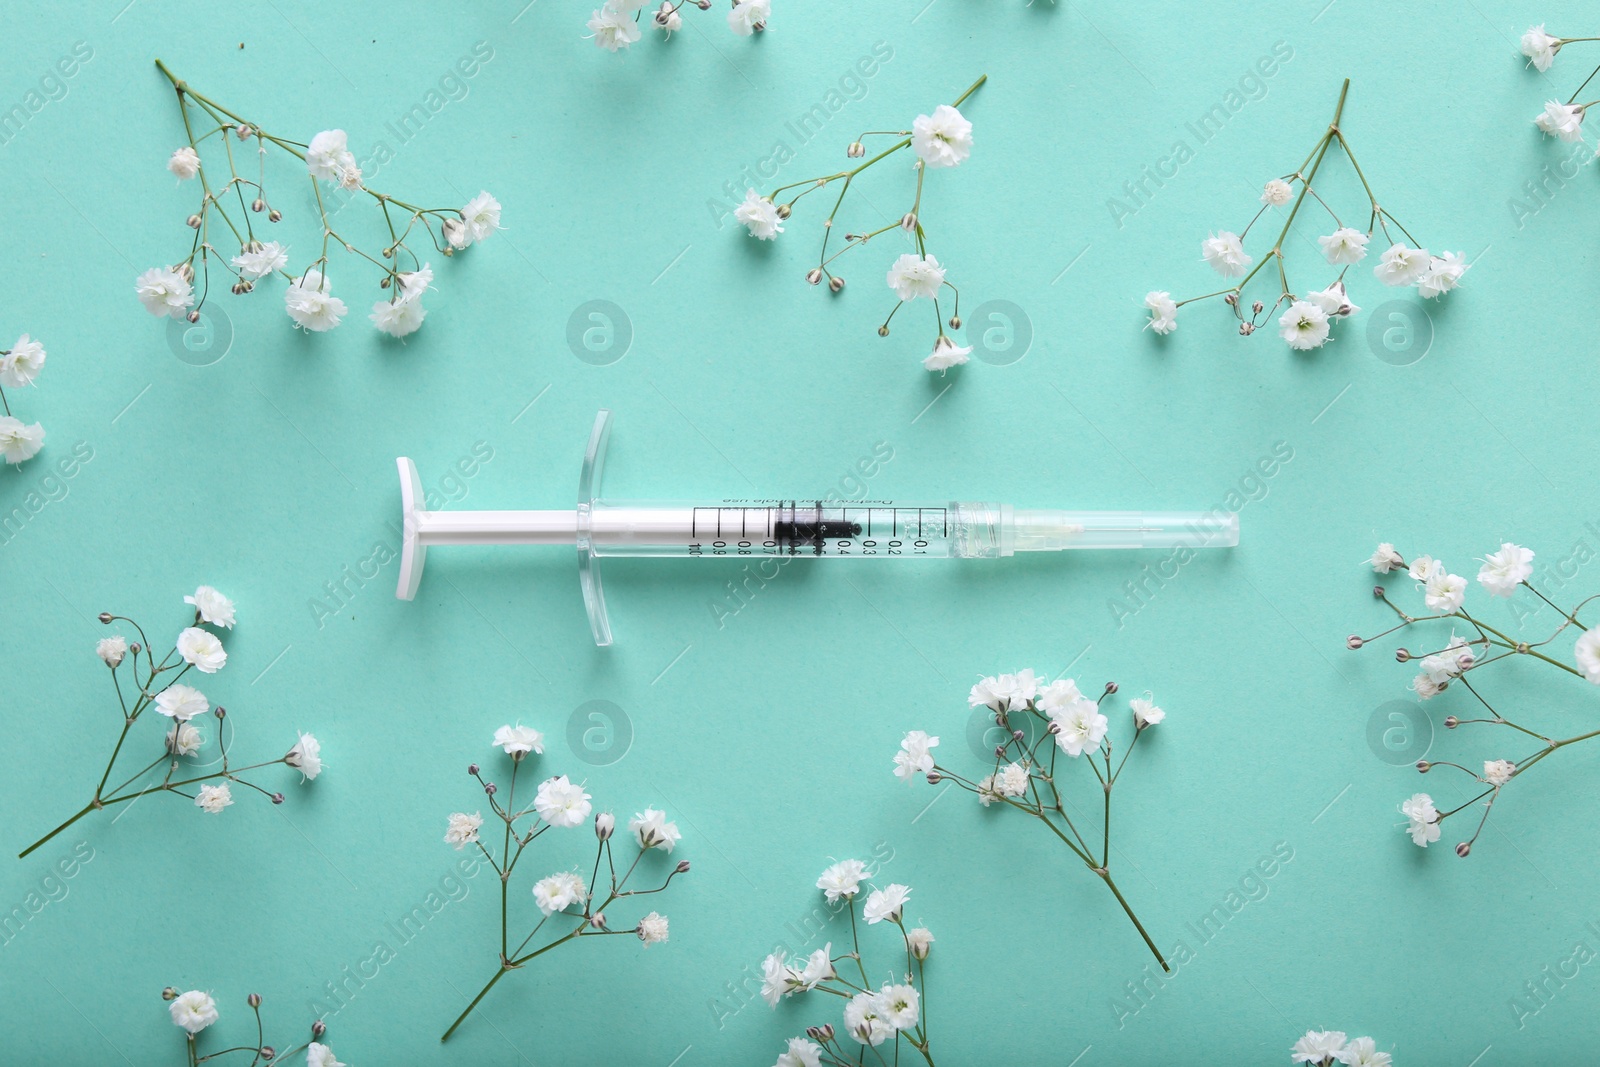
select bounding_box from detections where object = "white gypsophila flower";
[155,683,209,721]
[892,730,938,783]
[1522,25,1561,71]
[1484,759,1516,787]
[285,269,347,332]
[1575,626,1600,683]
[1477,543,1534,597]
[97,635,128,667]
[874,984,919,1031]
[306,129,356,183]
[734,189,783,240]
[1306,281,1359,319]
[886,253,945,301]
[727,0,770,36]
[135,267,195,319]
[637,910,669,946]
[338,164,362,191]
[1408,555,1441,582]
[445,811,482,849]
[843,991,893,1046]
[861,883,910,924]
[185,586,236,629]
[1201,231,1251,277]
[169,990,219,1033]
[167,723,203,757]
[1261,178,1293,206]
[534,774,592,827]
[588,3,643,50]
[905,926,934,959]
[532,870,585,915]
[396,266,433,302]
[1,334,46,388]
[1373,243,1431,287]
[493,723,545,759]
[995,762,1029,797]
[168,146,201,180]
[816,858,868,902]
[653,2,682,33]
[968,675,1006,711]
[460,191,501,243]
[595,811,616,840]
[1369,544,1404,573]
[923,336,971,372]
[1052,700,1108,757]
[176,626,227,673]
[996,670,1041,710]
[1411,672,1445,699]
[1401,793,1440,847]
[1037,678,1086,714]
[798,943,833,988]
[1278,300,1331,350]
[1534,100,1585,141]
[629,807,681,852]
[369,296,425,338]
[1335,1036,1392,1067]
[1317,227,1370,265]
[761,952,801,1006]
[231,241,288,281]
[306,1043,346,1067]
[1424,569,1467,613]
[1419,636,1475,684]
[911,103,973,168]
[1131,697,1165,728]
[775,1037,823,1067]
[1417,251,1467,299]
[0,417,44,464]
[975,773,1002,806]
[195,782,233,814]
[287,733,322,780]
[1144,290,1178,335]
[1292,1030,1349,1063]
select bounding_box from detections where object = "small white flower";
[306,129,357,183]
[0,417,44,464]
[286,733,322,780]
[1335,1036,1392,1067]
[185,586,237,628]
[1037,678,1086,714]
[761,952,801,1006]
[196,782,233,814]
[1,334,46,388]
[1424,569,1467,613]
[167,723,203,757]
[1419,635,1475,684]
[1477,543,1533,597]
[1373,243,1431,287]
[1483,759,1516,787]
[493,723,545,759]
[861,882,910,924]
[1292,1030,1349,1063]
[817,858,868,902]
[727,0,770,36]
[1317,227,1369,265]
[775,1037,823,1067]
[97,636,128,668]
[875,984,919,1031]
[892,730,938,783]
[284,269,347,332]
[1278,300,1331,350]
[461,192,501,244]
[1131,697,1165,728]
[1522,25,1562,71]
[176,626,227,673]
[1408,555,1441,582]
[1051,699,1108,757]
[1369,544,1404,574]
[1574,626,1600,683]
[1401,793,1440,847]
[799,943,833,988]
[595,811,616,840]
[1201,231,1251,277]
[885,253,945,301]
[1306,281,1360,319]
[169,990,219,1033]
[1260,178,1293,206]
[135,267,195,319]
[155,683,209,721]
[337,165,362,191]
[843,991,893,1046]
[988,761,1027,796]
[1534,100,1585,142]
[637,910,669,946]
[911,103,973,168]
[905,926,934,959]
[534,774,593,827]
[588,3,643,50]
[1143,290,1178,335]
[1411,672,1446,699]
[445,811,482,849]
[653,2,682,32]
[532,870,586,915]
[629,807,681,852]
[734,189,784,240]
[975,773,1003,806]
[168,146,201,180]
[923,336,970,372]
[1416,251,1467,299]
[370,296,426,338]
[968,675,1006,711]
[306,1043,345,1067]
[230,242,288,281]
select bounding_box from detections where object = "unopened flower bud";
[906,926,933,960]
[828,276,844,292]
[926,770,941,783]
[186,213,203,229]
[187,310,201,324]
[948,316,961,329]
[806,268,823,285]
[259,1048,275,1061]
[247,993,262,1007]
[1047,720,1062,734]
[1395,649,1411,663]
[268,209,282,222]
[1012,729,1025,742]
[98,612,113,624]
[380,275,392,289]
[484,782,497,795]
[900,212,917,231]
[595,812,615,840]
[214,706,226,719]
[236,124,252,140]
[270,792,285,804]
[130,642,142,655]
[312,1020,326,1038]
[1104,681,1118,695]
[675,859,690,873]
[592,911,607,928]
[1445,716,1459,729]
[808,1024,835,1041]
[877,325,889,337]
[1373,585,1386,598]
[251,198,266,212]
[1455,842,1471,858]
[162,987,179,1001]
[1238,322,1255,336]
[1224,293,1239,306]
[994,744,1006,758]
[695,0,710,8]
[175,262,195,283]
[774,204,791,220]
[847,141,865,158]
[1252,301,1265,315]
[1346,635,1363,650]
[1416,760,1430,773]
[468,763,480,775]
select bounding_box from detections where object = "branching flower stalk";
[895,671,1170,971]
[18,586,321,860]
[1352,541,1600,856]
[761,861,938,1066]
[735,75,987,373]
[1145,79,1466,349]
[440,723,689,1041]
[163,985,345,1067]
[0,330,46,465]
[137,60,500,339]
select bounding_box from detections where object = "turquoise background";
[4,0,1600,1062]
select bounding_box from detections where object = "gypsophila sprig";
[0,331,46,465]
[138,60,499,340]
[586,0,769,52]
[19,587,321,860]
[895,671,1171,970]
[161,985,346,1067]
[1353,542,1600,858]
[1147,79,1466,349]
[1291,1029,1393,1066]
[439,723,690,1041]
[734,76,986,374]
[760,862,937,1066]
[1520,25,1600,148]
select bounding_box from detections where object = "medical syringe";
[396,411,1238,645]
